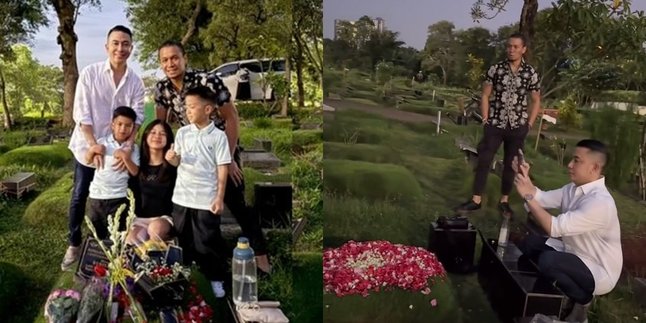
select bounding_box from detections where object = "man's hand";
[90,144,106,155]
[210,197,224,215]
[228,162,243,187]
[514,171,536,197]
[93,154,104,170]
[511,150,531,175]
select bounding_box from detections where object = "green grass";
[323,278,460,323]
[324,159,423,204]
[0,143,72,168]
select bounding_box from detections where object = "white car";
[211,58,286,101]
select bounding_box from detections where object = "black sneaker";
[454,200,481,213]
[498,202,514,217]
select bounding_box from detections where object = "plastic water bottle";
[232,237,258,306]
[498,215,510,247]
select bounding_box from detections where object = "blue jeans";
[68,160,95,246]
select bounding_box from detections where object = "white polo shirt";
[533,177,622,295]
[172,122,231,210]
[88,135,140,200]
[68,59,145,167]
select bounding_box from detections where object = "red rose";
[94,264,107,277]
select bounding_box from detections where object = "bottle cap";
[237,237,250,249]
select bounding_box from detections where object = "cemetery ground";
[322,71,646,322]
[0,103,323,322]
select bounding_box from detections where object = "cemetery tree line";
[0,0,322,130]
[325,0,646,99]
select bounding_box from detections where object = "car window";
[240,62,263,73]
[270,60,286,72]
[215,63,239,77]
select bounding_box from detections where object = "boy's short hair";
[107,25,133,39]
[113,106,137,123]
[185,86,217,105]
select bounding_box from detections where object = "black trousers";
[518,234,595,305]
[473,123,529,196]
[226,148,268,255]
[88,197,129,240]
[172,204,228,281]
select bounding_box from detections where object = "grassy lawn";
[323,75,646,322]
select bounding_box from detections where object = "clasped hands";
[89,142,133,171]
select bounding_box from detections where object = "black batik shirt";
[154,69,232,130]
[485,59,540,129]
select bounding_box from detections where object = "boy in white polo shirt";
[86,106,140,239]
[165,86,231,298]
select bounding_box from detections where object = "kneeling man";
[513,139,621,323]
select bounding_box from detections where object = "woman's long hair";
[139,119,175,182]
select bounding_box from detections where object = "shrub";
[23,172,73,227]
[0,143,72,168]
[587,108,641,188]
[237,102,271,119]
[292,129,322,154]
[253,117,273,129]
[323,159,422,203]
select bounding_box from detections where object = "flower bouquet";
[44,289,81,323]
[83,190,146,322]
[177,282,214,323]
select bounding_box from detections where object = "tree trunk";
[295,54,305,107]
[440,65,447,85]
[519,0,538,62]
[0,67,12,130]
[280,57,290,117]
[51,0,79,128]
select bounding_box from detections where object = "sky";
[30,0,152,76]
[323,0,646,50]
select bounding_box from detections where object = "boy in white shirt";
[86,106,140,239]
[165,86,231,298]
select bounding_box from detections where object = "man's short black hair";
[158,40,185,56]
[185,86,217,105]
[107,25,133,39]
[113,106,137,123]
[508,32,527,47]
[577,139,608,167]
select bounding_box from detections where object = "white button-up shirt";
[172,122,231,210]
[533,177,622,295]
[68,60,145,166]
[88,135,140,200]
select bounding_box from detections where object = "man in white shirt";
[513,139,622,323]
[62,25,145,271]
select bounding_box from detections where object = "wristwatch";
[523,194,534,202]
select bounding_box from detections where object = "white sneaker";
[60,246,80,271]
[211,281,226,298]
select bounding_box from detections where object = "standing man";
[62,25,145,270]
[455,33,541,216]
[513,139,621,323]
[153,41,272,274]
